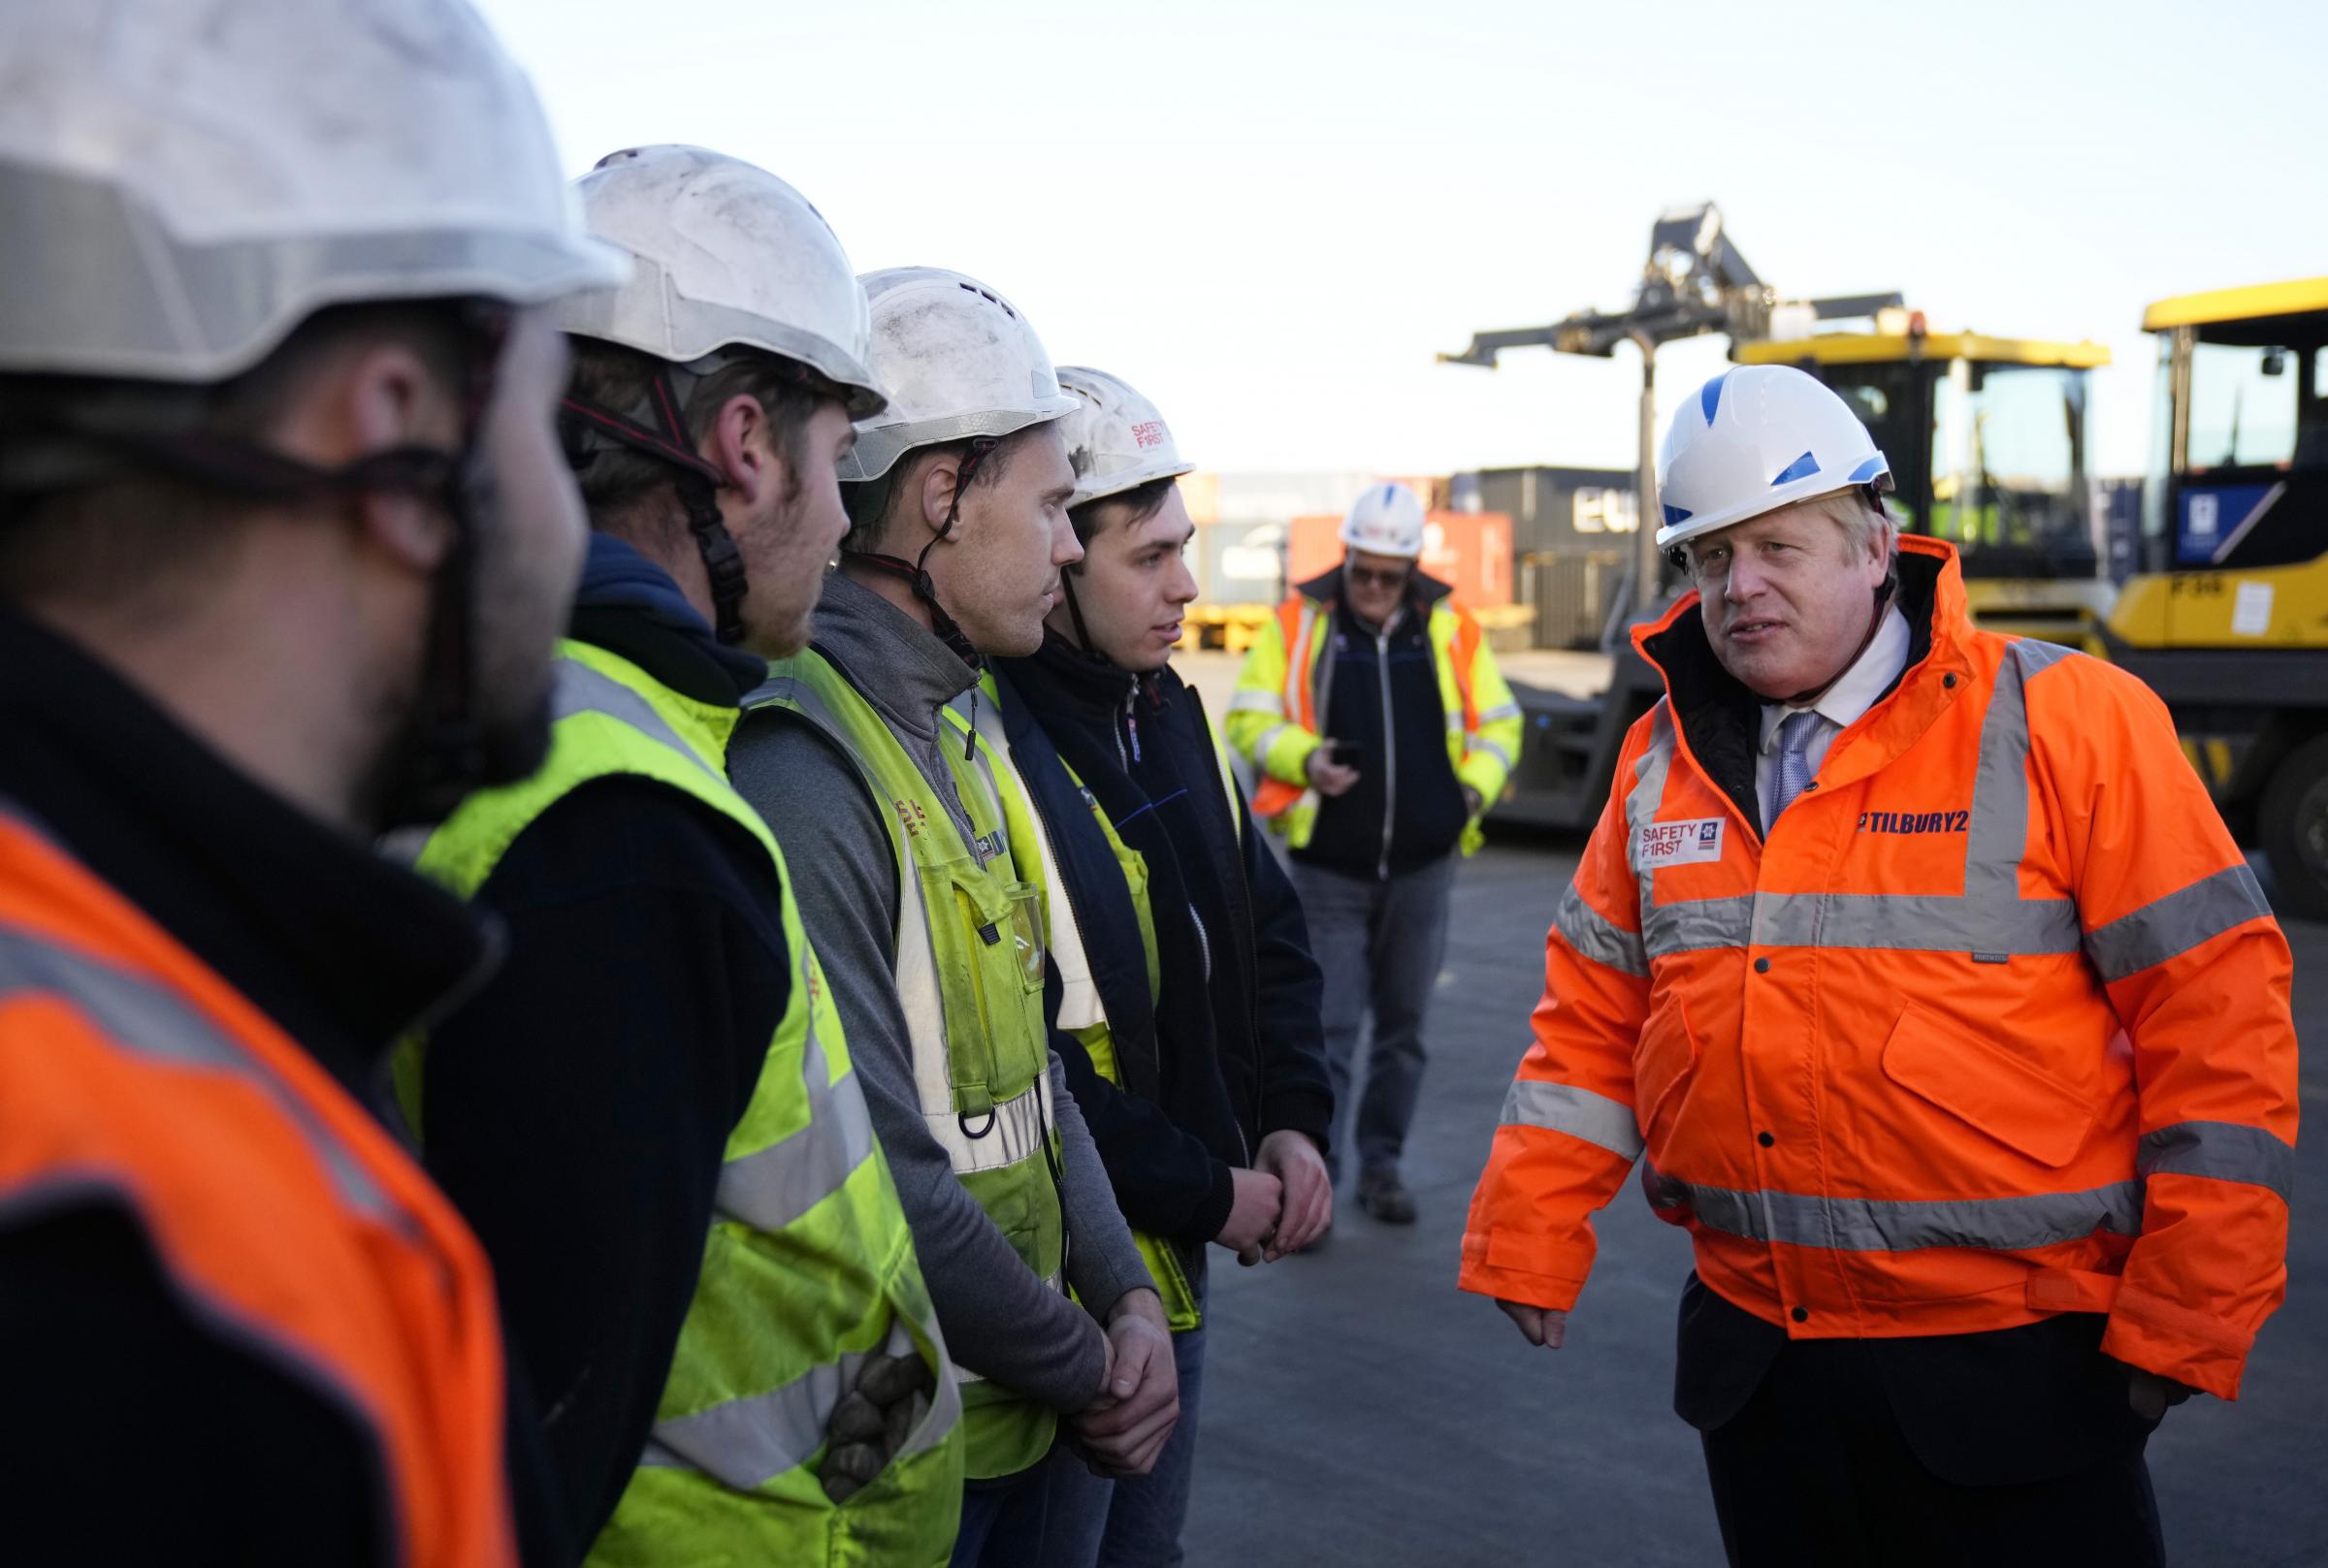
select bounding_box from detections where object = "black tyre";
[2258,733,2328,922]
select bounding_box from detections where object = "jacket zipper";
[1375,620,1397,880]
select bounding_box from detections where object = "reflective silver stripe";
[0,921,388,1217]
[2138,1121,2295,1200]
[1248,722,1293,770]
[1622,705,1678,932]
[1470,737,1515,774]
[1502,1079,1643,1160]
[1633,644,2096,961]
[718,1067,876,1232]
[1479,701,1523,723]
[1644,895,1753,958]
[927,1076,1050,1174]
[1645,1165,2146,1253]
[554,655,714,774]
[2084,864,2274,983]
[1749,891,2082,956]
[1228,689,1284,716]
[1552,881,1648,976]
[642,1317,927,1489]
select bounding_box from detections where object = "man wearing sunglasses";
[1227,482,1521,1225]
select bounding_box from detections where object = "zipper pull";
[1124,683,1142,763]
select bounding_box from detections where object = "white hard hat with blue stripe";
[1339,480,1428,558]
[1654,364,1892,550]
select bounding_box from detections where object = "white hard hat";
[841,268,1081,482]
[1655,365,1892,549]
[0,0,627,384]
[1056,367,1195,509]
[552,146,885,418]
[1340,481,1428,559]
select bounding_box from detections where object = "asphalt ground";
[1178,835,2328,1567]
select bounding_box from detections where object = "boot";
[1357,1167,1416,1225]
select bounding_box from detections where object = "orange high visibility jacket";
[0,808,519,1565]
[1460,537,2297,1400]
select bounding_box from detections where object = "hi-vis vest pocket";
[1633,995,1702,1146]
[1880,1004,2096,1168]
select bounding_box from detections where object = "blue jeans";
[1287,852,1457,1175]
[1032,1270,1211,1568]
[951,1440,1093,1568]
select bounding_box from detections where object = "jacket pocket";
[1632,995,1701,1147]
[1880,1005,2095,1168]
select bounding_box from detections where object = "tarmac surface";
[1176,830,2328,1567]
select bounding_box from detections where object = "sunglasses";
[1346,564,1412,592]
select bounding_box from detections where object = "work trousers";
[1698,1326,2165,1567]
[1287,851,1456,1176]
[1032,1265,1211,1568]
[951,1441,1106,1568]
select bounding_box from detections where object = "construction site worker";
[730,270,1177,1566]
[969,368,1338,1567]
[399,148,963,1564]
[1227,481,1523,1224]
[0,1,625,1562]
[1463,364,2298,1567]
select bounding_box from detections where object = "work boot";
[1357,1168,1416,1225]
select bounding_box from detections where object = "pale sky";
[477,0,2326,481]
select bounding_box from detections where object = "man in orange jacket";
[0,3,622,1561]
[1462,365,2297,1566]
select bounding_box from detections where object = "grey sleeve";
[728,711,1109,1414]
[1049,1050,1154,1321]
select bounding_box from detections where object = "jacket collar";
[567,531,765,706]
[1634,535,1979,820]
[0,602,494,1104]
[805,570,979,746]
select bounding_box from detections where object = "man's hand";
[1215,1166,1282,1255]
[1305,744,1360,798]
[1073,1290,1180,1477]
[1461,784,1485,820]
[1496,1298,1568,1349]
[2123,1365,2196,1422]
[1254,1131,1332,1261]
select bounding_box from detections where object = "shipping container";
[1286,511,1513,607]
[1519,550,1628,649]
[1461,465,1639,557]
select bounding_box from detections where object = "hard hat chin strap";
[841,434,998,674]
[0,304,514,828]
[558,368,749,645]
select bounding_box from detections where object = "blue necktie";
[1768,710,1824,833]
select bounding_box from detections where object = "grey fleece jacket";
[728,572,1149,1416]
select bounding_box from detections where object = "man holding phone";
[1227,483,1522,1223]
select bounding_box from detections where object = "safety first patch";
[1636,816,1725,870]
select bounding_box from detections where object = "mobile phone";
[1327,742,1362,769]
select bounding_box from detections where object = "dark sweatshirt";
[1296,566,1471,880]
[0,603,566,1567]
[416,533,784,1550]
[991,634,1335,1254]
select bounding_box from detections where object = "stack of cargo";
[1454,465,1638,649]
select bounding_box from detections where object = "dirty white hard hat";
[0,0,627,384]
[840,268,1081,482]
[1055,367,1195,509]
[1655,365,1892,549]
[1340,481,1428,559]
[551,145,886,418]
